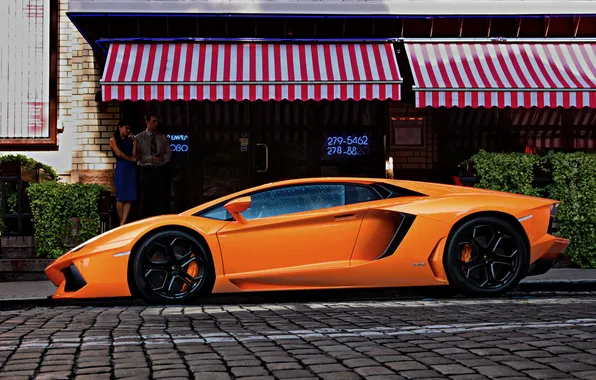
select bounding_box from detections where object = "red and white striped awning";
[101,42,402,102]
[405,42,596,109]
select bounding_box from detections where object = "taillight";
[547,203,559,237]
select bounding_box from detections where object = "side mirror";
[224,196,251,223]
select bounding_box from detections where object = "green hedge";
[0,154,59,179]
[27,181,107,259]
[470,150,596,268]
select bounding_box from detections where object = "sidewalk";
[0,269,595,303]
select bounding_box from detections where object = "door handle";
[334,213,356,221]
[256,143,268,172]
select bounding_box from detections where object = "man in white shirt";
[135,112,172,218]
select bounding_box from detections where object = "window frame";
[0,0,59,148]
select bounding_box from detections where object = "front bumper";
[45,248,132,299]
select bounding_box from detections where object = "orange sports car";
[45,177,569,304]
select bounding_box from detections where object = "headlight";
[548,203,559,237]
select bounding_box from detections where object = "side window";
[200,184,380,221]
[200,205,231,221]
[243,184,345,220]
[345,185,381,205]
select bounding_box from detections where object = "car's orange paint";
[218,201,369,275]
[349,208,403,263]
[45,177,570,300]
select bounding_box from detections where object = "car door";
[215,183,374,276]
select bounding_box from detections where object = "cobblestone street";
[1,294,596,379]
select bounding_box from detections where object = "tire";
[443,216,529,298]
[130,229,215,305]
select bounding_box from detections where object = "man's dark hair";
[145,112,159,122]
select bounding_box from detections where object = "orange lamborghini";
[45,177,569,304]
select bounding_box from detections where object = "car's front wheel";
[131,229,215,305]
[443,216,529,297]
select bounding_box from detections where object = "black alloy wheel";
[131,229,215,305]
[443,216,529,297]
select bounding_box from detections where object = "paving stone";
[398,369,443,379]
[2,362,38,371]
[230,366,269,377]
[415,356,455,366]
[35,372,72,380]
[319,372,362,380]
[0,371,35,378]
[38,365,73,373]
[114,368,151,378]
[354,366,396,376]
[74,375,111,380]
[469,348,510,356]
[573,371,596,380]
[226,359,262,367]
[515,350,554,358]
[309,363,349,374]
[474,365,521,377]
[386,361,428,371]
[501,360,549,370]
[431,364,475,375]
[343,358,381,368]
[544,345,582,355]
[75,366,111,375]
[523,369,572,379]
[273,370,315,378]
[549,361,596,372]
[298,355,338,365]
[153,369,191,378]
[432,348,469,355]
[191,373,232,380]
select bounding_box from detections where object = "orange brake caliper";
[181,254,199,292]
[461,244,473,263]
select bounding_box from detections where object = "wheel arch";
[126,224,213,298]
[447,211,531,258]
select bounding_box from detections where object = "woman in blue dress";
[110,119,138,226]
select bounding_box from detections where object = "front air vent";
[62,264,87,292]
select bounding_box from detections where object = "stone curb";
[0,280,595,309]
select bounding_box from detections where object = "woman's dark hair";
[113,119,133,153]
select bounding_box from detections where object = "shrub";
[27,181,107,259]
[469,150,596,268]
[0,153,59,180]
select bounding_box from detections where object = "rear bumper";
[527,235,570,276]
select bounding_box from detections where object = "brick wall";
[60,0,120,189]
[387,102,438,171]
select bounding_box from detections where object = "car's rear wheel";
[443,216,529,297]
[131,229,215,305]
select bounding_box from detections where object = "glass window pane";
[345,185,381,205]
[244,184,345,220]
[201,205,231,221]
